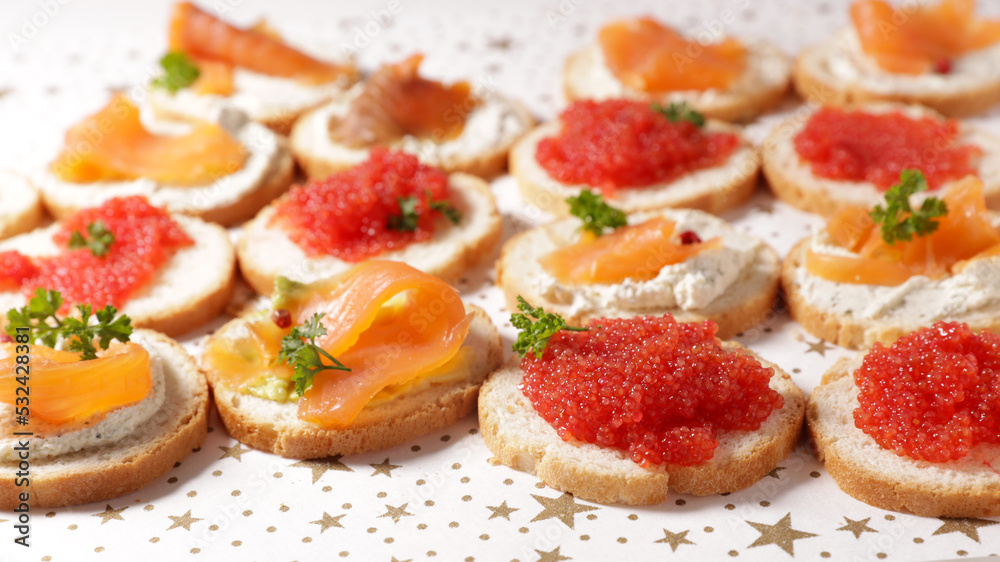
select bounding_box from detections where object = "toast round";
[762,103,1000,217]
[204,305,503,459]
[239,172,502,295]
[478,342,805,505]
[510,120,760,217]
[0,214,236,338]
[289,91,535,180]
[0,330,208,508]
[794,30,1000,117]
[497,208,780,340]
[807,356,1000,517]
[0,171,44,241]
[782,238,1000,349]
[563,41,791,123]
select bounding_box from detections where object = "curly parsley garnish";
[152,52,200,94]
[277,313,351,395]
[652,101,705,127]
[68,220,115,257]
[511,296,589,359]
[567,189,627,237]
[870,169,948,245]
[387,191,463,232]
[5,288,132,360]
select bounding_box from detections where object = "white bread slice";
[479,342,805,505]
[794,29,1000,117]
[0,171,44,241]
[239,172,502,295]
[0,329,209,508]
[204,304,503,459]
[35,112,295,227]
[510,120,760,217]
[563,40,792,123]
[290,89,535,179]
[497,208,780,340]
[762,103,1000,217]
[0,214,236,338]
[781,238,1000,349]
[807,355,1000,517]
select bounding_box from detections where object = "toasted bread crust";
[0,173,44,241]
[0,331,208,508]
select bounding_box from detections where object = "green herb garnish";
[510,296,589,359]
[277,313,351,395]
[388,192,463,232]
[5,288,132,360]
[152,52,200,94]
[68,220,115,257]
[429,196,462,225]
[566,189,627,237]
[870,169,948,245]
[652,101,705,127]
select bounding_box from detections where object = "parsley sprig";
[567,189,627,237]
[277,313,351,395]
[511,296,589,359]
[387,191,463,232]
[5,289,132,360]
[652,101,705,127]
[870,170,948,245]
[68,220,115,257]
[151,52,200,94]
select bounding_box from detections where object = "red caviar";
[0,196,192,310]
[271,148,453,262]
[535,100,740,195]
[794,107,981,190]
[854,322,1000,463]
[518,315,782,467]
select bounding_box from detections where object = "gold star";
[291,455,354,484]
[933,517,998,543]
[837,517,877,539]
[309,512,346,533]
[487,36,514,50]
[166,510,203,531]
[530,493,599,529]
[91,504,128,524]
[370,458,402,477]
[218,443,247,461]
[535,546,571,562]
[767,466,787,479]
[805,337,832,356]
[655,528,695,551]
[487,501,519,520]
[378,503,414,523]
[747,512,818,556]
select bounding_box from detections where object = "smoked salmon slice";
[0,342,151,426]
[190,57,235,95]
[806,176,1000,285]
[851,0,1000,74]
[50,94,247,186]
[168,2,358,86]
[541,217,719,284]
[598,18,747,92]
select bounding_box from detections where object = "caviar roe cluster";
[535,100,740,193]
[272,148,454,262]
[518,315,783,467]
[0,196,192,309]
[854,322,1000,463]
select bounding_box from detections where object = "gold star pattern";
[535,546,571,562]
[837,517,877,539]
[309,512,346,533]
[91,504,128,524]
[370,458,402,477]
[530,493,599,529]
[804,337,832,356]
[933,517,998,543]
[747,512,818,556]
[655,528,695,552]
[166,510,203,531]
[767,466,787,479]
[218,443,247,461]
[487,501,519,521]
[378,503,414,523]
[291,455,354,484]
